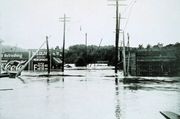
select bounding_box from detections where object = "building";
[1,47,62,72]
[1,52,28,71]
[128,47,180,76]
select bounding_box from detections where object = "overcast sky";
[0,0,180,49]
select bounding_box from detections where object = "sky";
[0,0,180,49]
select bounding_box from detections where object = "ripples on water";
[0,69,180,119]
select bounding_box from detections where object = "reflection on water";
[115,78,121,119]
[0,70,180,119]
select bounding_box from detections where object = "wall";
[129,48,179,76]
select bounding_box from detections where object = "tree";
[153,43,163,48]
[146,44,151,49]
[64,44,115,65]
[175,42,180,48]
[138,44,144,49]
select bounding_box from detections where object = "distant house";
[28,49,62,71]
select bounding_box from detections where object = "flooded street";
[0,69,180,119]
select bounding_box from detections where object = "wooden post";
[28,50,31,71]
[85,33,88,66]
[46,36,50,75]
[59,14,70,72]
[127,33,130,76]
[115,0,119,74]
[62,15,66,72]
[122,31,127,76]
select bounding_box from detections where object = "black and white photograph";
[0,0,180,119]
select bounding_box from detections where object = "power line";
[123,0,137,30]
[121,0,136,14]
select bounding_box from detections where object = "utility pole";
[59,14,70,72]
[85,33,88,66]
[127,33,130,76]
[122,31,127,76]
[46,36,50,75]
[115,0,119,74]
[108,0,120,74]
[108,0,126,74]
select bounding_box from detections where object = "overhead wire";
[121,0,135,14]
[123,0,137,31]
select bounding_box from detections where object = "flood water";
[0,69,180,119]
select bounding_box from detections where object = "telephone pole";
[108,0,126,74]
[46,36,50,75]
[122,31,126,76]
[59,14,70,72]
[108,0,120,74]
[85,33,88,66]
[115,0,119,74]
[127,33,130,76]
